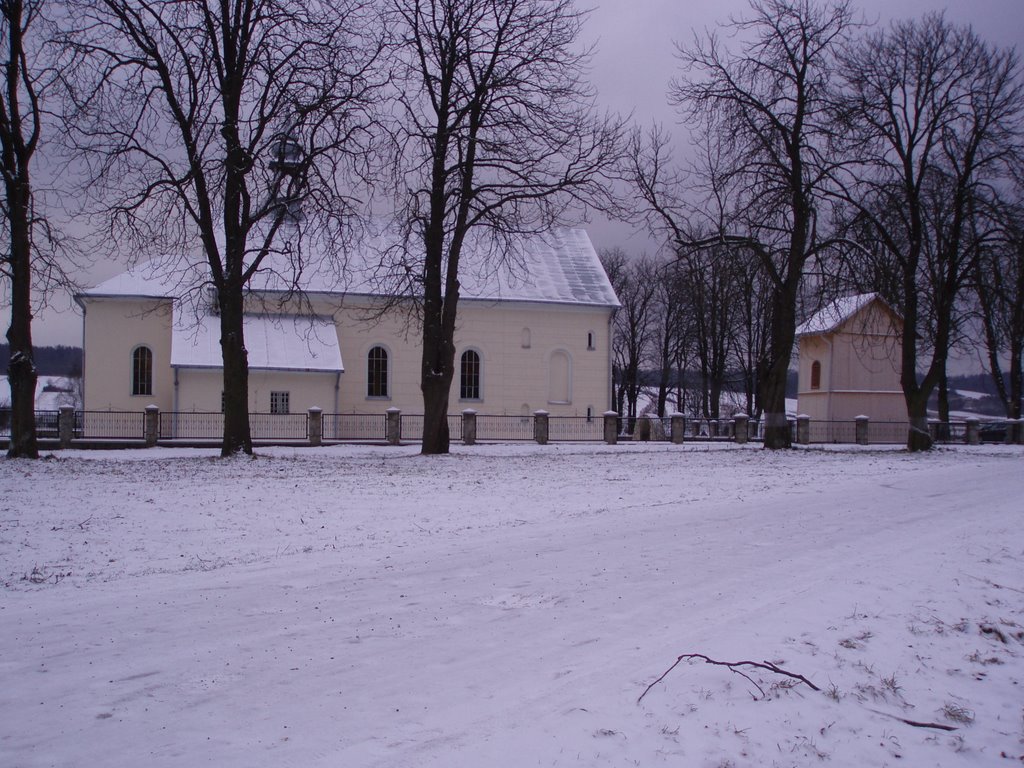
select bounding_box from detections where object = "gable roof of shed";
[795,293,902,337]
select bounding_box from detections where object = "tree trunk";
[1009,343,1022,443]
[6,307,38,459]
[759,354,791,449]
[905,390,933,451]
[421,368,453,454]
[420,263,456,455]
[656,366,670,418]
[936,366,951,441]
[760,287,797,449]
[5,186,38,458]
[219,288,252,456]
[420,287,455,454]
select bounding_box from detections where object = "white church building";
[75,229,620,422]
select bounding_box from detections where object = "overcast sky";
[18,0,1024,347]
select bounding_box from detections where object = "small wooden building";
[796,293,906,423]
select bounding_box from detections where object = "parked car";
[979,422,1008,443]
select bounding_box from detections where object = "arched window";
[548,349,571,404]
[131,346,153,396]
[460,349,481,400]
[367,346,389,398]
[810,360,822,390]
[587,331,595,350]
[521,327,531,349]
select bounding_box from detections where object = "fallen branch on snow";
[866,708,958,731]
[637,653,820,704]
[638,654,963,734]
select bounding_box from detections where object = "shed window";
[811,360,822,390]
[131,346,153,396]
[460,350,481,400]
[367,346,389,398]
[270,391,290,414]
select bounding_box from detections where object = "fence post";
[855,415,869,446]
[386,407,401,445]
[603,411,618,445]
[533,410,549,445]
[307,407,323,447]
[670,412,685,444]
[58,406,75,448]
[733,412,749,445]
[928,418,941,443]
[1013,418,1024,445]
[462,408,477,446]
[965,417,980,445]
[143,405,159,447]
[796,414,810,446]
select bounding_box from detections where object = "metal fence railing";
[158,412,308,440]
[0,409,67,439]
[250,413,308,440]
[80,410,145,439]
[676,417,734,441]
[475,414,535,441]
[930,421,967,444]
[867,421,909,444]
[3,406,1014,449]
[399,413,462,441]
[807,420,858,444]
[549,416,605,441]
[35,409,62,438]
[160,411,223,440]
[323,412,387,441]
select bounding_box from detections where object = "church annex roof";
[170,311,343,372]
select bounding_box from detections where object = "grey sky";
[19,0,1024,347]
[581,0,1024,255]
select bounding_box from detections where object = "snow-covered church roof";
[795,293,900,336]
[79,228,620,309]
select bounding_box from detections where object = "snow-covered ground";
[2,442,1022,767]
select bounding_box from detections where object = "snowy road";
[2,444,1022,766]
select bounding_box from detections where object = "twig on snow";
[637,653,820,704]
[866,708,958,731]
[965,574,1024,594]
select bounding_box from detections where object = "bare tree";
[629,0,857,448]
[0,0,74,458]
[732,248,771,418]
[676,244,747,420]
[601,248,656,429]
[838,14,1023,450]
[974,179,1024,438]
[387,0,622,455]
[67,0,382,455]
[648,258,690,417]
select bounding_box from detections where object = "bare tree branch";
[65,0,384,454]
[386,0,624,454]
